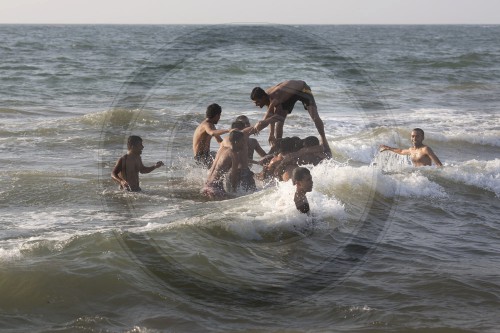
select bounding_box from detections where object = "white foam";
[399,108,500,147]
[313,161,447,199]
[0,247,22,262]
[441,159,500,196]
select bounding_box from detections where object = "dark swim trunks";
[239,168,256,192]
[201,180,226,198]
[281,83,316,114]
[194,151,216,169]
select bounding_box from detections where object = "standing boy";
[111,135,164,192]
[193,103,231,169]
[380,128,443,167]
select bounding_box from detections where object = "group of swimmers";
[112,80,443,214]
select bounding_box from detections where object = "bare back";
[206,146,235,185]
[122,154,142,191]
[267,80,306,105]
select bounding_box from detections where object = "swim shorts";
[239,168,256,192]
[281,83,316,114]
[194,151,216,169]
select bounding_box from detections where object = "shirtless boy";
[111,135,164,192]
[225,115,285,192]
[379,128,443,167]
[235,115,267,160]
[202,131,246,199]
[278,136,327,181]
[193,103,231,169]
[250,80,332,157]
[202,115,284,198]
[292,167,313,214]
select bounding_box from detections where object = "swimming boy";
[379,128,443,167]
[193,103,231,169]
[111,135,164,192]
[250,80,332,157]
[292,167,313,214]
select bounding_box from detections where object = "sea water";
[0,24,499,332]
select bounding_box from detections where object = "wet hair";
[206,103,222,119]
[231,120,246,130]
[412,128,424,136]
[229,130,244,145]
[279,137,296,154]
[127,135,142,149]
[303,136,320,147]
[291,136,302,151]
[235,115,250,126]
[272,138,283,152]
[250,87,267,100]
[292,167,311,185]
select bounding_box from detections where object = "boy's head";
[235,115,250,127]
[231,120,246,130]
[411,128,425,146]
[291,136,302,151]
[127,135,143,150]
[303,136,320,148]
[292,167,313,192]
[279,137,296,154]
[250,87,269,108]
[229,130,245,152]
[206,103,222,120]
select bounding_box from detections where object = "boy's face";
[130,141,144,154]
[296,173,313,193]
[411,130,424,147]
[253,97,267,108]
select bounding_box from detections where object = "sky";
[0,0,499,24]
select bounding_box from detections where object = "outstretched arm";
[140,159,164,174]
[253,114,285,133]
[379,145,410,155]
[253,141,267,158]
[204,122,230,138]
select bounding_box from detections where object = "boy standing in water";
[380,128,443,167]
[292,167,313,214]
[235,115,267,160]
[193,103,231,169]
[111,135,164,192]
[202,130,246,199]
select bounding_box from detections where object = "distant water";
[1,24,499,333]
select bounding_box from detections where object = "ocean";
[0,24,499,332]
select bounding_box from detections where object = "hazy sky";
[1,0,499,24]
